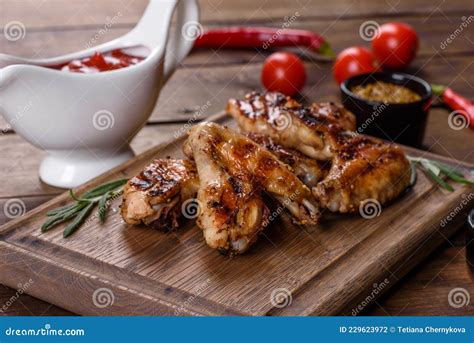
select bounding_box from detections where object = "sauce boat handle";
[162,0,200,83]
[124,0,200,83]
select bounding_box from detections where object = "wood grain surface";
[1,2,473,128]
[0,0,473,316]
[2,0,472,28]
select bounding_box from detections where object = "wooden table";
[1,0,473,316]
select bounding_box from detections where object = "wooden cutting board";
[0,112,472,316]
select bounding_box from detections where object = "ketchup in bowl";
[56,48,146,73]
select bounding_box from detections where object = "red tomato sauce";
[56,49,145,73]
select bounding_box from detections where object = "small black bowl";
[340,72,432,148]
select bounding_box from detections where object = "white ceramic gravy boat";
[0,0,199,188]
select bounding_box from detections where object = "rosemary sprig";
[42,179,128,237]
[409,161,417,188]
[98,190,112,223]
[408,156,473,191]
[63,202,95,238]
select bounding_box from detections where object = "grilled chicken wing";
[121,91,411,256]
[183,125,268,254]
[121,159,199,230]
[229,92,411,213]
[245,132,329,187]
[120,130,324,238]
[184,122,319,254]
[227,91,356,160]
[313,132,411,213]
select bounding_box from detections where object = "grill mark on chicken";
[314,132,411,213]
[245,132,329,187]
[183,122,319,254]
[228,92,357,160]
[234,91,356,131]
[121,158,199,231]
[122,92,412,255]
[129,159,196,194]
[230,92,411,214]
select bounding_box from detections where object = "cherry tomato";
[333,46,377,84]
[261,52,306,96]
[372,22,419,69]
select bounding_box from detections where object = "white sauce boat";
[0,0,199,188]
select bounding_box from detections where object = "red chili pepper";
[432,85,474,129]
[193,26,335,58]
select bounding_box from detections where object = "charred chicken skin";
[121,92,412,256]
[121,159,199,230]
[245,132,329,187]
[183,122,320,254]
[121,132,325,235]
[229,92,411,213]
[227,91,356,160]
[313,131,411,213]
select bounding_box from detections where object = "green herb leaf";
[82,179,128,199]
[409,162,417,187]
[63,202,95,238]
[425,169,455,192]
[98,191,111,223]
[42,203,87,232]
[432,161,465,177]
[42,215,71,233]
[420,158,440,177]
[46,204,77,216]
[69,189,93,203]
[408,155,472,191]
[445,173,474,185]
[432,162,473,185]
[41,178,128,237]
